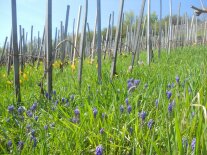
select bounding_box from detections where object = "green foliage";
[0,46,207,154]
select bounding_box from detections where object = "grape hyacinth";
[125,98,129,106]
[18,141,24,150]
[26,110,33,117]
[31,136,37,147]
[30,102,37,111]
[134,79,140,86]
[31,129,35,137]
[166,91,172,100]
[18,106,24,114]
[96,145,103,155]
[176,76,180,83]
[74,108,80,116]
[93,108,98,118]
[127,105,132,114]
[147,119,154,129]
[7,140,12,148]
[44,125,48,130]
[61,98,65,103]
[100,128,104,134]
[139,111,147,121]
[191,138,196,151]
[8,105,14,113]
[34,116,39,121]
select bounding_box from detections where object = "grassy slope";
[0,46,206,154]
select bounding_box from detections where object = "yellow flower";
[7,81,12,85]
[23,73,28,80]
[71,64,76,71]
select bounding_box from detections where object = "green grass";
[0,46,207,154]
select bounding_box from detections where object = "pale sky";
[0,0,204,46]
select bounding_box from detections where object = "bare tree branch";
[191,5,207,16]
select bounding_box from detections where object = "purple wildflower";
[44,125,48,130]
[96,145,103,155]
[18,106,24,114]
[139,111,147,121]
[74,108,80,116]
[31,136,37,147]
[127,105,132,114]
[166,91,172,99]
[30,102,37,111]
[93,108,98,118]
[26,110,33,117]
[31,129,35,137]
[191,138,196,150]
[45,92,51,100]
[125,98,129,105]
[8,105,14,113]
[7,140,12,148]
[134,79,140,86]
[147,119,154,129]
[127,82,134,90]
[71,117,79,124]
[100,128,104,134]
[168,102,173,113]
[34,116,38,121]
[61,98,65,103]
[18,141,24,150]
[176,76,180,83]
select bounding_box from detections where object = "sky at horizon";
[0,0,205,46]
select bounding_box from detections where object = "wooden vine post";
[78,0,88,88]
[97,0,102,84]
[110,0,124,79]
[45,0,53,95]
[147,0,152,65]
[158,0,162,59]
[11,0,21,102]
[131,0,146,69]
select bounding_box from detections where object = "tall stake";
[110,0,124,79]
[168,0,172,54]
[46,0,52,95]
[91,13,97,63]
[72,5,82,65]
[11,0,21,102]
[147,0,152,65]
[97,0,102,83]
[78,0,88,88]
[131,0,146,68]
[158,0,162,58]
